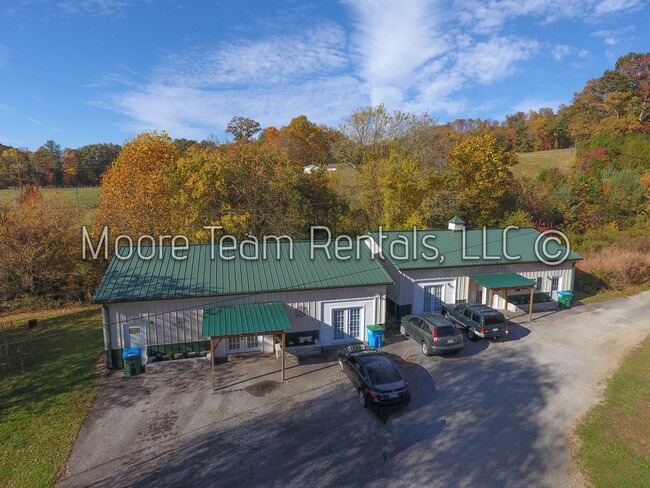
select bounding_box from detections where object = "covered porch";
[202,302,292,389]
[466,272,537,321]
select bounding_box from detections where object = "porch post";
[488,289,494,307]
[466,278,472,303]
[281,331,286,382]
[504,288,509,311]
[210,336,216,391]
[529,287,535,322]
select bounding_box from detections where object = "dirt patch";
[244,380,279,397]
[139,410,179,441]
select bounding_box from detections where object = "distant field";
[0,187,100,225]
[515,148,575,178]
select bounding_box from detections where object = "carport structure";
[202,302,292,388]
[467,272,537,321]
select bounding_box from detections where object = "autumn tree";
[0,148,29,188]
[75,143,121,185]
[226,116,261,142]
[0,189,80,299]
[61,148,79,185]
[98,131,182,237]
[31,140,62,185]
[446,132,518,225]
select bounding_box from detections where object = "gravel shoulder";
[58,291,650,488]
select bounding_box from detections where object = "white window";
[423,285,444,312]
[550,277,560,292]
[332,307,362,341]
[228,337,240,351]
[246,336,259,349]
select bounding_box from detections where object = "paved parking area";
[58,291,650,488]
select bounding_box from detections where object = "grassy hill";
[514,148,575,178]
[0,187,100,225]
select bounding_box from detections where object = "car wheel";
[359,389,368,408]
[421,341,432,356]
[338,359,344,371]
[467,329,477,341]
[400,325,408,336]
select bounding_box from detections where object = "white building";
[368,217,582,318]
[92,241,391,368]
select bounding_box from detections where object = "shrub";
[578,247,650,289]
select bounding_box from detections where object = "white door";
[122,322,148,362]
[550,276,562,300]
[226,335,262,354]
[423,285,444,312]
[332,307,362,342]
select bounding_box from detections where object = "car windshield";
[484,315,505,326]
[364,358,403,385]
[435,325,457,337]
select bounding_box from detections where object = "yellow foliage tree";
[447,132,517,226]
[97,131,181,237]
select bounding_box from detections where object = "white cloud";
[56,0,132,16]
[453,0,645,34]
[158,23,348,88]
[97,0,641,139]
[550,44,590,61]
[344,0,449,107]
[591,26,636,45]
[97,24,367,138]
[27,117,63,133]
[594,0,645,15]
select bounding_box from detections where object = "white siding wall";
[399,261,576,310]
[104,286,386,356]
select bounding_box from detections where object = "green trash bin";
[557,291,573,308]
[122,347,143,377]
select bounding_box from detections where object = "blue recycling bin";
[367,325,385,348]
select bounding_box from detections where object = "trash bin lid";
[557,291,573,297]
[122,347,142,359]
[367,325,385,332]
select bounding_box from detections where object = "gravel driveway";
[58,291,650,488]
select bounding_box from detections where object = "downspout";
[102,304,113,369]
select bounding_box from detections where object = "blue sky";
[0,0,648,150]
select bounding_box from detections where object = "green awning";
[202,302,292,337]
[468,272,537,289]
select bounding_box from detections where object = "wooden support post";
[466,278,472,303]
[529,287,535,322]
[504,288,509,311]
[281,332,286,382]
[210,337,215,391]
[488,289,494,308]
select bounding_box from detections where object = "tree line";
[0,52,648,309]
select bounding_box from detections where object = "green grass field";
[0,307,103,488]
[576,336,650,487]
[515,148,575,178]
[0,187,100,225]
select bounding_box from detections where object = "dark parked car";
[337,344,410,410]
[443,304,508,341]
[400,313,464,356]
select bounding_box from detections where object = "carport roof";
[202,302,292,337]
[468,272,537,289]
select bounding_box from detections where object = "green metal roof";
[468,272,536,289]
[448,216,465,224]
[368,227,582,270]
[92,241,393,304]
[202,302,292,337]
